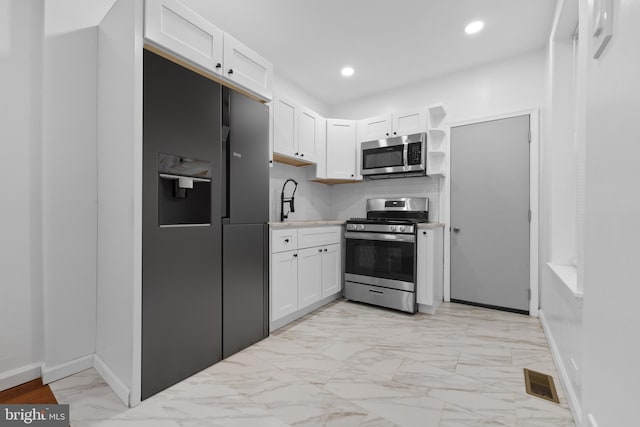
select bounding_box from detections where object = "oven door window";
[362,145,404,170]
[346,237,415,282]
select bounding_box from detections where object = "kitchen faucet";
[280,178,298,221]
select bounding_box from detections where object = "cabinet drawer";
[298,226,341,248]
[271,229,298,253]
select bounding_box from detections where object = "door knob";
[452,227,461,233]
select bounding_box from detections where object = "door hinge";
[528,209,532,222]
[528,130,532,143]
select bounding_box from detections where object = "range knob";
[397,226,405,232]
[390,225,397,232]
[358,224,365,231]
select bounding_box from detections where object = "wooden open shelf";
[273,153,314,167]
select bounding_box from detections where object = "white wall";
[96,0,144,406]
[0,0,44,390]
[41,26,98,380]
[330,49,546,123]
[581,0,640,425]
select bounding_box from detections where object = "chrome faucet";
[280,178,298,221]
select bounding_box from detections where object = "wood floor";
[0,378,58,404]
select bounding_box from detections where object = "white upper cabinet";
[273,95,298,157]
[326,119,357,180]
[223,33,273,100]
[358,108,428,142]
[298,107,323,163]
[145,0,224,73]
[273,94,323,163]
[145,0,273,100]
[358,114,392,141]
[393,108,428,137]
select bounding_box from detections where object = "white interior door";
[450,115,530,313]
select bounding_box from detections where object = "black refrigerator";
[141,50,269,400]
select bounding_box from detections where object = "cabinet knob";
[351,174,354,177]
[324,248,327,252]
[318,249,323,252]
[295,152,299,156]
[452,227,461,233]
[293,253,298,258]
[386,133,389,136]
[215,63,221,69]
[300,153,304,157]
[393,132,397,135]
[228,69,234,75]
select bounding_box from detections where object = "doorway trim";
[443,108,539,316]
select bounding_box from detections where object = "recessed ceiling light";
[465,20,484,35]
[341,67,354,77]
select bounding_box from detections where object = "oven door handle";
[345,231,415,243]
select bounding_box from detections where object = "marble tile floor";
[50,300,575,426]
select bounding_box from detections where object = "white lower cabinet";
[416,227,444,311]
[298,247,323,307]
[321,244,341,297]
[271,250,299,320]
[271,226,343,326]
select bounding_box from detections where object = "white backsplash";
[269,162,331,222]
[270,163,442,222]
[330,176,442,222]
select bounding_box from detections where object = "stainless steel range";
[344,197,429,313]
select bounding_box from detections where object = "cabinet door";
[297,247,323,308]
[416,230,434,305]
[358,114,393,141]
[298,107,322,163]
[145,0,224,74]
[322,244,341,297]
[273,95,298,157]
[271,251,298,321]
[393,108,427,137]
[223,34,273,100]
[326,119,357,180]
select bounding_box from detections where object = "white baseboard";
[93,354,131,407]
[42,354,94,385]
[0,363,42,392]
[539,309,582,427]
[270,293,341,332]
[418,302,441,315]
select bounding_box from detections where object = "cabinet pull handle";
[228,69,234,75]
[368,289,384,294]
[215,63,221,69]
[295,152,299,156]
[318,249,323,252]
[284,238,289,243]
[324,249,327,252]
[293,253,298,258]
[300,153,304,157]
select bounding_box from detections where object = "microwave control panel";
[407,142,423,165]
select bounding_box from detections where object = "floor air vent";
[523,368,560,403]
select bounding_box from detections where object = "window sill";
[547,263,583,299]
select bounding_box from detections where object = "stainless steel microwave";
[360,133,427,179]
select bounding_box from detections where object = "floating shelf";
[273,153,313,167]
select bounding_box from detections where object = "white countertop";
[416,222,446,229]
[269,220,346,228]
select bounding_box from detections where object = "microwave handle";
[403,143,408,167]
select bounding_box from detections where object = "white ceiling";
[45,0,556,106]
[183,0,556,105]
